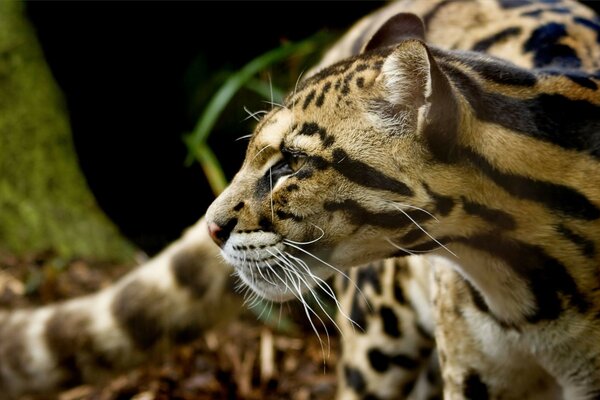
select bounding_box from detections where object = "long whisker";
[251,144,272,162]
[389,203,458,258]
[282,241,372,311]
[235,134,254,142]
[284,223,325,245]
[269,167,274,222]
[277,249,358,335]
[390,201,439,221]
[279,263,329,358]
[291,70,305,109]
[270,250,342,336]
[385,237,425,256]
[268,74,274,110]
[243,106,268,122]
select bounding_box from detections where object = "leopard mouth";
[222,232,335,302]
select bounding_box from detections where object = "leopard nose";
[207,219,236,247]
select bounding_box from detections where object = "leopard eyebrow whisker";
[291,70,306,110]
[242,106,268,122]
[252,144,272,162]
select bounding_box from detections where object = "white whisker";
[282,241,372,312]
[389,203,458,258]
[284,223,325,245]
[251,144,272,162]
[390,201,439,221]
[235,134,254,142]
[243,106,267,122]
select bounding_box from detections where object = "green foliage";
[184,32,332,197]
[184,33,339,333]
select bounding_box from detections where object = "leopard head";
[206,14,466,301]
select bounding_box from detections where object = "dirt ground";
[0,251,340,400]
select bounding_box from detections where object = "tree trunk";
[0,0,134,261]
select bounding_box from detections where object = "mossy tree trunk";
[0,0,134,261]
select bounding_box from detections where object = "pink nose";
[208,222,224,247]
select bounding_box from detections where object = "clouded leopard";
[206,0,600,399]
[3,1,600,399]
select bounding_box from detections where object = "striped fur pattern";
[0,218,241,398]
[206,1,600,399]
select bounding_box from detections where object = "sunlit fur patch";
[255,108,294,151]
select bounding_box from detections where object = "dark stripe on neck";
[463,148,600,220]
[472,27,522,52]
[461,196,516,230]
[442,63,600,158]
[332,148,413,196]
[556,224,596,258]
[455,234,591,322]
[432,49,537,87]
[323,199,431,229]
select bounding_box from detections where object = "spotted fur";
[0,218,241,398]
[207,1,600,399]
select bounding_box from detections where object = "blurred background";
[26,1,384,256]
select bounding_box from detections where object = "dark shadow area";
[26,2,383,254]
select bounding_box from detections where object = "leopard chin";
[220,231,336,302]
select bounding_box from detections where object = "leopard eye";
[286,153,307,173]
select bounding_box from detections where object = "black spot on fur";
[524,23,581,68]
[286,183,299,192]
[233,202,245,211]
[380,306,402,338]
[463,372,489,400]
[368,348,420,372]
[0,319,29,380]
[350,290,367,330]
[112,281,164,349]
[45,309,115,388]
[357,264,382,294]
[172,249,210,297]
[315,82,332,107]
[344,365,366,394]
[402,379,417,397]
[498,0,532,8]
[302,89,316,110]
[356,77,365,88]
[368,348,390,372]
[472,27,522,52]
[298,122,335,148]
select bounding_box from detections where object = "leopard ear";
[363,13,425,53]
[380,40,459,162]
